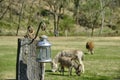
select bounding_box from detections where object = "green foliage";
[0,21,13,29]
[40,9,53,17]
[60,15,75,31]
[59,15,75,36]
[0,20,17,36]
[81,0,100,11]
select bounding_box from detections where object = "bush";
[59,15,75,36]
[0,29,16,36]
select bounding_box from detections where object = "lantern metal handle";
[21,21,46,46]
[28,21,46,45]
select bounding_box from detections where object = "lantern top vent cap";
[37,35,51,47]
[40,35,48,39]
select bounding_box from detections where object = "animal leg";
[69,67,72,76]
[61,66,64,75]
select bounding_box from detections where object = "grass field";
[0,36,120,80]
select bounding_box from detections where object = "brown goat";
[51,50,84,73]
[58,57,82,76]
[86,41,94,54]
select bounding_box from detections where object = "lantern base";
[36,59,52,63]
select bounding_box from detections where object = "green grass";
[0,36,120,80]
[0,36,18,79]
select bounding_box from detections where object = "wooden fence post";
[16,38,45,80]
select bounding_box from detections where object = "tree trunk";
[73,0,80,24]
[16,1,24,36]
[27,0,35,26]
[53,13,59,37]
[0,1,10,20]
[99,0,105,36]
[91,24,94,36]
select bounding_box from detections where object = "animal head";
[75,64,82,76]
[86,41,94,49]
[51,51,62,72]
[51,60,58,72]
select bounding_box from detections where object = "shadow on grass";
[46,70,116,80]
[45,70,52,72]
[114,76,120,80]
[46,70,79,77]
[81,75,114,80]
[4,79,16,80]
[48,73,78,77]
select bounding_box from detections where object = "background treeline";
[0,0,120,36]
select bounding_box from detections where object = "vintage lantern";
[36,35,52,63]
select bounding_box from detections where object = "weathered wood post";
[16,38,41,80]
[16,38,50,80]
[16,35,52,80]
[16,21,50,80]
